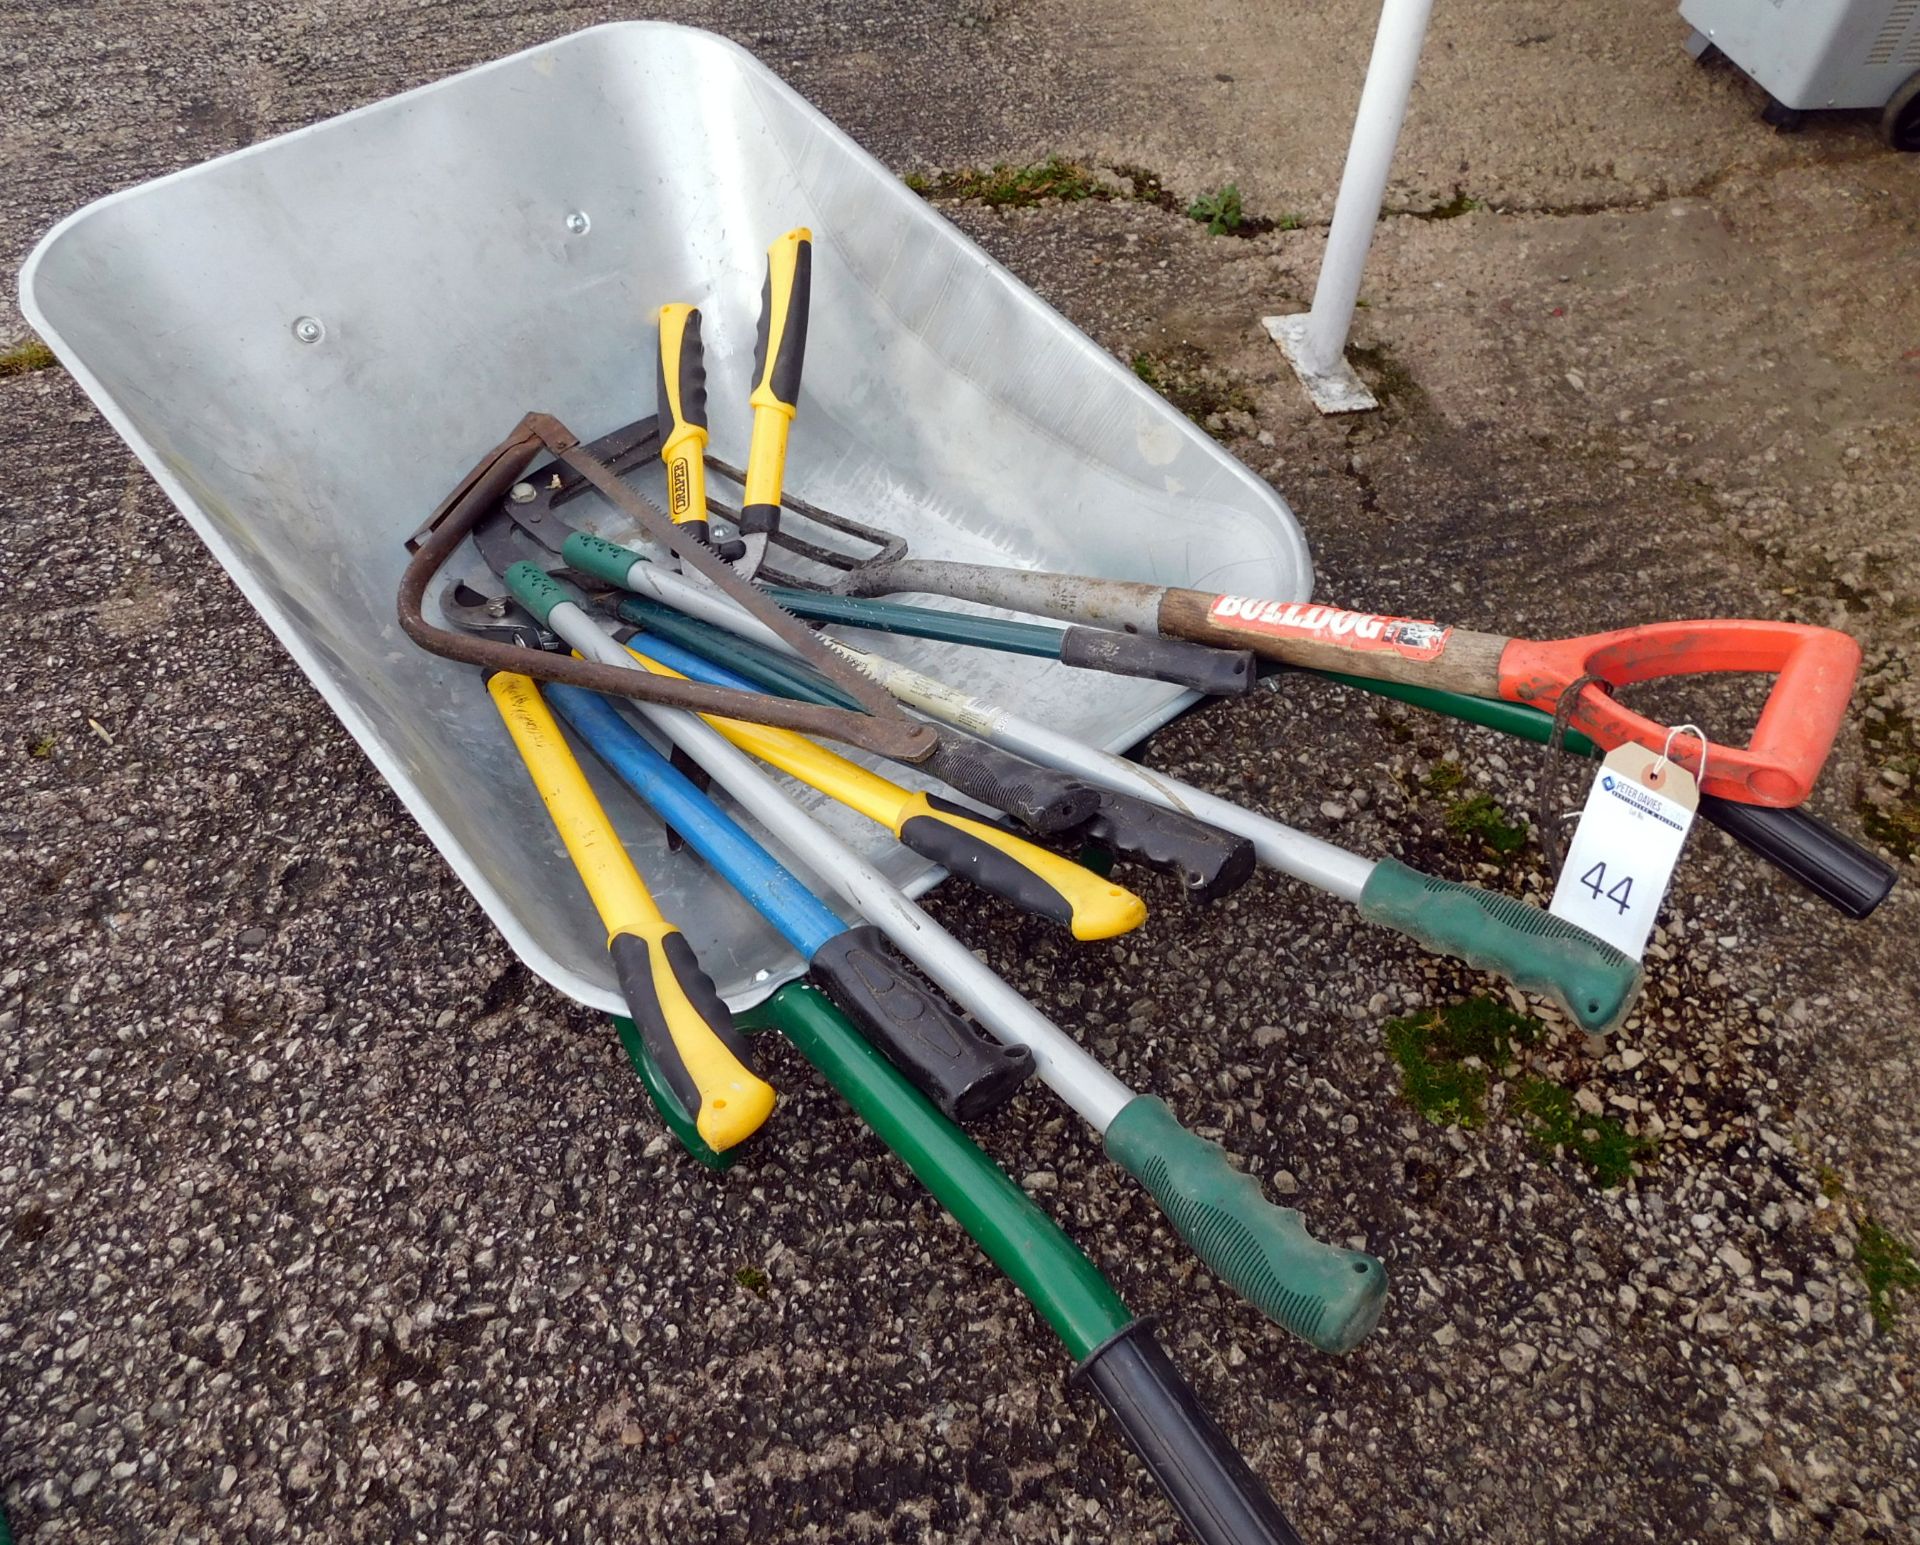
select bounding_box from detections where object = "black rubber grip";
[921,731,1101,834]
[1075,1322,1303,1545]
[754,240,812,406]
[609,930,757,1121]
[1085,791,1256,903]
[897,795,1078,928]
[1699,794,1897,920]
[1058,627,1257,697]
[809,925,1033,1121]
[664,306,709,430]
[737,503,781,537]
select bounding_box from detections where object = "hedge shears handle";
[655,303,711,549]
[739,228,811,569]
[485,671,774,1152]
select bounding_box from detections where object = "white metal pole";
[1266,0,1435,412]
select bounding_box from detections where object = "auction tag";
[1548,742,1698,960]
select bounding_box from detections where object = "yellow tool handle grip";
[486,672,774,1151]
[656,303,710,537]
[893,790,1147,941]
[745,227,811,515]
[617,644,1146,939]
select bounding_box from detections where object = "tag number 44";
[1579,862,1634,915]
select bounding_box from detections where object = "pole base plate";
[1263,314,1379,414]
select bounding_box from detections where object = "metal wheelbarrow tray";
[21,20,1310,1014]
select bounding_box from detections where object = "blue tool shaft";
[543,684,846,959]
[616,630,773,696]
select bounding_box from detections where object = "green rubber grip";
[559,530,645,590]
[1358,857,1640,1033]
[503,560,578,625]
[1104,1095,1387,1354]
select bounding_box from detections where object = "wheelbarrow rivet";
[564,211,591,236]
[291,316,324,344]
[509,481,537,504]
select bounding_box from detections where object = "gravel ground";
[4,2,1918,1542]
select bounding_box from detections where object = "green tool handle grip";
[1104,1096,1387,1354]
[559,531,645,590]
[503,560,582,623]
[1357,857,1640,1033]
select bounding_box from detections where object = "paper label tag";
[1549,743,1697,960]
[1207,596,1453,661]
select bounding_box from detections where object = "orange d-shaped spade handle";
[1498,620,1862,807]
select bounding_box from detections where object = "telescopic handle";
[1077,1322,1304,1545]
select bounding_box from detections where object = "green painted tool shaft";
[1311,668,1598,753]
[744,981,1130,1361]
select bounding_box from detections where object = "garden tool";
[613,567,1644,1035]
[399,411,936,764]
[546,683,1034,1121]
[485,669,773,1152]
[478,503,1102,838]
[545,688,1308,1544]
[689,586,1893,919]
[614,599,1259,904]
[760,551,1862,808]
[502,558,1389,1355]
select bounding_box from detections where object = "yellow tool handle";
[656,303,711,543]
[743,228,812,525]
[620,646,1147,942]
[486,672,775,1152]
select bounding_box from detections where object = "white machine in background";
[1680,0,1920,147]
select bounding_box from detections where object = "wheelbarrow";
[21,21,1320,1544]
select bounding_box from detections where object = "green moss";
[1818,1164,1847,1202]
[1858,1216,1920,1331]
[1131,346,1255,428]
[1423,760,1466,794]
[27,732,56,759]
[1444,792,1530,858]
[733,1265,770,1296]
[1385,997,1646,1186]
[1384,998,1544,1127]
[1857,701,1918,861]
[1386,1014,1489,1126]
[906,156,1105,208]
[1510,1078,1653,1188]
[1188,184,1244,235]
[0,338,57,377]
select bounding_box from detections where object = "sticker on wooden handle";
[1207,597,1453,661]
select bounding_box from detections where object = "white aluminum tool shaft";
[625,566,1378,902]
[1298,0,1436,375]
[542,596,1135,1131]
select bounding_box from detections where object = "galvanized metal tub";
[20,21,1311,1013]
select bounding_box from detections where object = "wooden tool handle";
[1158,588,1508,694]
